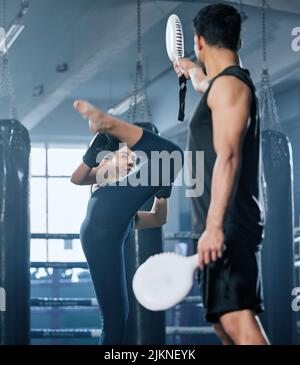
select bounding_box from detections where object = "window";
[30,146,89,262]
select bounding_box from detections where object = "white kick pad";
[132,252,198,311]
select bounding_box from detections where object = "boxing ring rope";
[31,298,99,307]
[31,261,88,269]
[166,327,215,336]
[30,296,202,308]
[31,233,80,240]
[29,231,206,340]
[29,231,300,339]
[31,231,201,240]
[294,230,300,290]
[31,327,215,339]
[31,329,102,339]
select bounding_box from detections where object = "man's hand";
[197,225,225,270]
[173,58,193,79]
[173,58,209,93]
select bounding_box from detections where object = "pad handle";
[178,75,187,122]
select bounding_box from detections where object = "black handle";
[178,75,187,122]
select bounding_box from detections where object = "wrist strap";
[178,75,187,122]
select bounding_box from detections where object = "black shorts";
[194,233,264,323]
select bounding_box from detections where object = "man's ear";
[198,35,207,51]
[194,34,201,51]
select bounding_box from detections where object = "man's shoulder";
[212,74,251,92]
[208,75,252,109]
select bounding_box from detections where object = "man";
[174,4,269,345]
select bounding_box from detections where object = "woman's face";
[99,146,137,179]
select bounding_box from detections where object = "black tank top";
[187,65,264,242]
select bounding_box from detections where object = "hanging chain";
[258,0,281,133]
[137,0,141,57]
[127,0,153,124]
[262,0,267,70]
[0,0,18,120]
[0,0,6,100]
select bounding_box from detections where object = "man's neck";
[205,49,240,80]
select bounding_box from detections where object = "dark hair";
[97,132,121,153]
[90,133,121,194]
[193,3,241,52]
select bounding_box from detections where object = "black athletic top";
[187,65,264,242]
[83,128,184,230]
[79,129,183,344]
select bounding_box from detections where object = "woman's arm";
[70,163,97,185]
[134,197,168,229]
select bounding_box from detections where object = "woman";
[71,100,184,344]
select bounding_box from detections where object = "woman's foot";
[73,100,111,134]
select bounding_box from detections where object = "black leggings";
[80,220,132,344]
[79,129,183,344]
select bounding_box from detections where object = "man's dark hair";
[193,3,242,52]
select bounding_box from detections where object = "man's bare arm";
[197,76,252,269]
[206,76,252,229]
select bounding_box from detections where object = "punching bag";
[123,122,165,345]
[124,199,165,345]
[0,120,31,345]
[260,130,296,345]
